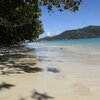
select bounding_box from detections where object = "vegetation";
[38,25,100,41]
[0,0,82,45]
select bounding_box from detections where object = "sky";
[39,0,100,38]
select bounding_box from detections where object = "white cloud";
[47,32,51,36]
[55,31,60,35]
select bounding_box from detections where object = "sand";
[0,43,100,100]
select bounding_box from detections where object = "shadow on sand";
[19,90,54,100]
[31,90,54,100]
[0,82,15,91]
[0,46,43,75]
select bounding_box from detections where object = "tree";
[0,0,82,45]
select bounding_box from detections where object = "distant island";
[38,25,100,41]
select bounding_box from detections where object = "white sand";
[0,43,100,100]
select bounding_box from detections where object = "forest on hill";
[38,26,100,41]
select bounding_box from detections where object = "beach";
[0,42,100,100]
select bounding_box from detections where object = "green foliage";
[40,0,82,12]
[0,0,82,45]
[38,26,100,41]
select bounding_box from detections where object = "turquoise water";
[27,38,100,54]
[39,38,100,54]
[42,38,100,45]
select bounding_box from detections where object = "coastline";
[0,43,100,100]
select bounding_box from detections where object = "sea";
[27,37,100,55]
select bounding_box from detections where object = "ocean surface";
[24,38,100,100]
[35,38,100,55]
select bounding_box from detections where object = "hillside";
[38,25,100,41]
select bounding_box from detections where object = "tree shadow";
[0,46,34,63]
[0,82,15,91]
[0,46,43,75]
[19,98,26,100]
[31,90,54,100]
[11,65,43,73]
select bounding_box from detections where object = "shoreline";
[0,43,100,100]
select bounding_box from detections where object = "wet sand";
[0,43,100,100]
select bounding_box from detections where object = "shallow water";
[37,38,100,54]
[25,38,100,100]
[1,38,100,100]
